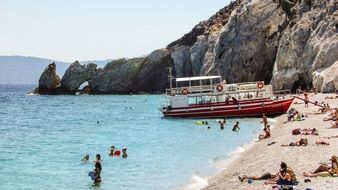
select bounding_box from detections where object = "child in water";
[232,121,240,132]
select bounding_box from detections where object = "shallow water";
[0,85,262,190]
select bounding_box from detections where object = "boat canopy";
[176,76,221,82]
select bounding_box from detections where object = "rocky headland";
[34,0,338,95]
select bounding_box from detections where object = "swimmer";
[109,146,115,156]
[232,121,240,132]
[95,154,101,163]
[82,154,89,162]
[122,148,128,158]
[114,149,121,156]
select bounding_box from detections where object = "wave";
[180,174,208,190]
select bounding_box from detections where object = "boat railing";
[272,89,292,99]
[166,81,266,96]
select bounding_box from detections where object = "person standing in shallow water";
[94,162,102,185]
[261,113,268,128]
[232,121,240,132]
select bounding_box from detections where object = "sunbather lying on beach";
[281,138,308,146]
[329,120,338,128]
[315,141,330,145]
[323,108,337,121]
[303,155,338,177]
[324,135,338,139]
[292,128,318,136]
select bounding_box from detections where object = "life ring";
[182,88,189,95]
[257,82,264,89]
[216,84,223,92]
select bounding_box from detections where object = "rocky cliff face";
[35,0,338,95]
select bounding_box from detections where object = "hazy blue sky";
[0,0,230,62]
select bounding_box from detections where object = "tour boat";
[160,72,294,118]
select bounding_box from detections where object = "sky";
[0,0,230,62]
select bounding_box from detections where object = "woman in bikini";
[303,155,338,177]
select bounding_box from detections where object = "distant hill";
[0,56,111,84]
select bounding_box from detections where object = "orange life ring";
[182,88,189,95]
[216,84,223,92]
[257,82,264,89]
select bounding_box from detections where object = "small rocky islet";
[33,0,338,95]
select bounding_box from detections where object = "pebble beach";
[204,93,338,190]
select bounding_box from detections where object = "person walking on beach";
[232,121,240,132]
[304,93,309,108]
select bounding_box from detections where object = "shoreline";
[203,93,338,190]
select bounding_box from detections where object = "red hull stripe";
[163,98,294,118]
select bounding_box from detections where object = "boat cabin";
[165,76,273,109]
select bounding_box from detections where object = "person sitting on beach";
[258,125,271,141]
[232,121,240,132]
[264,162,297,185]
[82,154,89,162]
[122,148,128,158]
[315,141,330,145]
[281,138,308,146]
[239,162,296,184]
[109,146,115,156]
[303,155,338,177]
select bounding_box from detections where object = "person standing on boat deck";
[261,113,268,128]
[232,121,240,132]
[304,93,309,108]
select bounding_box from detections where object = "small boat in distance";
[160,69,294,118]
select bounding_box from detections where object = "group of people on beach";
[237,92,338,189]
[82,146,128,185]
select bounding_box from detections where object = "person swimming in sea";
[122,148,128,158]
[82,154,89,162]
[95,154,101,163]
[232,121,240,132]
[109,146,115,156]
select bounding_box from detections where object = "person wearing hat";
[303,155,338,177]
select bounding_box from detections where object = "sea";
[0,84,263,190]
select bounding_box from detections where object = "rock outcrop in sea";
[33,62,62,94]
[34,0,338,95]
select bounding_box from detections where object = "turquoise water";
[0,85,262,190]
